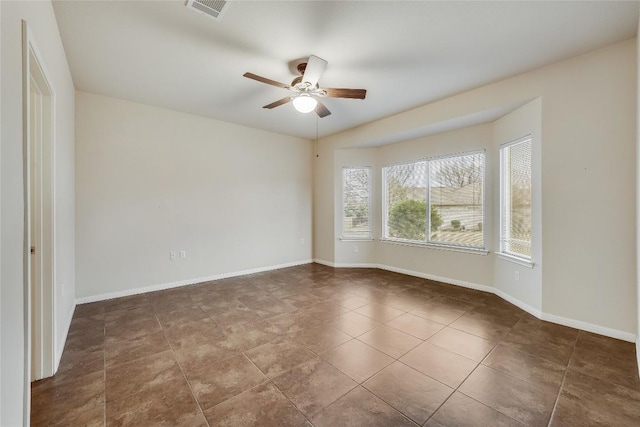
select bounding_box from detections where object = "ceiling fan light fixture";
[292,94,317,113]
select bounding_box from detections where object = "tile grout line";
[242,350,317,426]
[159,317,212,427]
[421,313,522,426]
[103,324,107,427]
[545,331,580,427]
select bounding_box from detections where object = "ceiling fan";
[243,55,367,118]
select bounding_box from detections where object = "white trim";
[338,237,374,242]
[540,312,636,343]
[493,288,542,318]
[636,341,640,377]
[341,166,372,240]
[313,258,336,267]
[496,252,534,268]
[376,263,494,293]
[321,262,636,344]
[75,259,314,304]
[379,238,489,255]
[54,303,75,372]
[333,262,378,269]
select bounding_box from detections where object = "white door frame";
[22,19,56,421]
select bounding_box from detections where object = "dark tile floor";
[31,264,640,426]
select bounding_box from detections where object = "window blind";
[501,137,532,259]
[342,167,371,238]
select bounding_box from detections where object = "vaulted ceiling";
[52,1,639,140]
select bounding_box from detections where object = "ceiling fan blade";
[315,100,331,118]
[263,96,292,109]
[302,55,328,87]
[243,72,290,89]
[323,88,367,99]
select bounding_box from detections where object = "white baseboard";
[540,312,636,343]
[313,258,335,267]
[334,262,378,268]
[74,258,637,345]
[637,341,640,378]
[377,263,495,294]
[493,288,543,318]
[76,259,314,304]
[55,303,75,373]
[324,262,636,344]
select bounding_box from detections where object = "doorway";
[23,21,56,386]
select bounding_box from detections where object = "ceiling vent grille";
[185,0,229,21]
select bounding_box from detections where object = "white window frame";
[499,135,533,266]
[381,150,487,254]
[341,166,372,240]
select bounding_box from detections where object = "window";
[430,152,484,247]
[383,151,485,250]
[500,136,532,260]
[342,167,371,239]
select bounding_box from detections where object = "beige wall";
[375,124,495,288]
[1,1,76,425]
[75,92,313,300]
[315,39,637,338]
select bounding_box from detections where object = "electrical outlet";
[170,251,177,260]
[299,238,305,245]
[515,270,520,281]
[353,244,359,253]
[180,250,186,259]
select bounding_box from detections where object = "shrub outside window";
[383,151,485,249]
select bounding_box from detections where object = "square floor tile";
[188,354,268,410]
[449,314,512,342]
[245,337,317,378]
[203,382,307,427]
[549,369,640,426]
[223,321,283,350]
[312,386,415,427]
[568,345,640,391]
[459,365,557,426]
[427,327,496,362]
[332,293,371,310]
[304,301,350,321]
[410,300,467,325]
[272,358,357,418]
[161,317,221,345]
[322,339,394,383]
[483,343,566,389]
[106,377,204,426]
[400,342,477,388]
[386,313,445,340]
[155,306,210,328]
[426,392,523,427]
[287,323,352,354]
[358,325,422,359]
[329,311,381,337]
[268,310,323,334]
[31,370,104,426]
[354,302,405,323]
[105,330,170,367]
[364,361,453,425]
[172,333,240,376]
[106,350,182,401]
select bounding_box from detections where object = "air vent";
[185,0,229,20]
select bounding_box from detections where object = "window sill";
[379,238,489,255]
[496,252,534,268]
[339,237,374,242]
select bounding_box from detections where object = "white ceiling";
[52,0,639,140]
